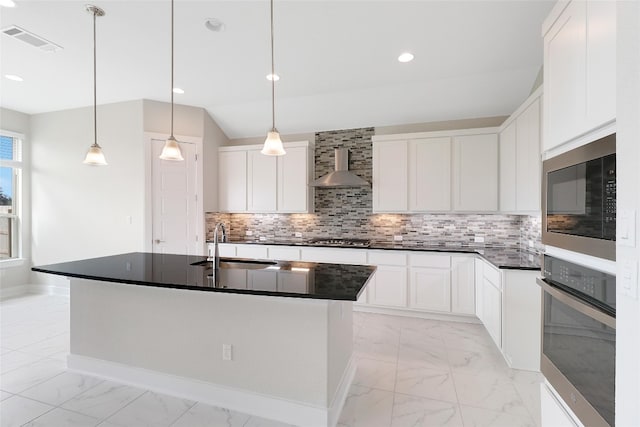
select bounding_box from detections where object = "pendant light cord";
[270,0,275,131]
[93,9,97,147]
[170,0,174,138]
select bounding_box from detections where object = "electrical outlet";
[245,230,253,236]
[222,344,233,361]
[393,235,403,242]
[528,240,534,248]
[294,232,303,238]
[474,235,485,243]
[621,259,638,300]
[259,236,266,241]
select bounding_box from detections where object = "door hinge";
[195,154,198,161]
[196,235,199,242]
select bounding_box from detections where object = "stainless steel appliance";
[538,255,615,427]
[542,133,616,260]
[308,238,371,247]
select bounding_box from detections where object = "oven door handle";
[537,278,616,329]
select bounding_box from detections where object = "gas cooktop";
[308,238,371,248]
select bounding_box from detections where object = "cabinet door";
[218,151,247,212]
[277,271,308,294]
[278,146,311,213]
[409,267,451,312]
[474,259,484,321]
[373,140,408,212]
[585,0,616,131]
[515,98,541,212]
[499,122,517,212]
[452,134,498,211]
[541,384,580,427]
[247,150,277,212]
[451,257,475,315]
[483,278,502,349]
[369,266,407,307]
[408,137,451,211]
[543,0,587,151]
[247,270,278,291]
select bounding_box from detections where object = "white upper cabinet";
[218,150,247,212]
[543,0,616,151]
[409,138,451,211]
[373,140,408,212]
[247,149,277,212]
[218,141,314,213]
[452,133,498,212]
[499,92,542,213]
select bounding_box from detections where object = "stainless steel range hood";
[311,148,369,188]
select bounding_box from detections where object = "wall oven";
[538,255,615,427]
[542,133,616,260]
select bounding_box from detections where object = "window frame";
[0,130,24,265]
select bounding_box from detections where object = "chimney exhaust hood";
[311,148,369,188]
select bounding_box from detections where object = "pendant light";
[159,0,184,161]
[83,5,107,166]
[261,0,286,156]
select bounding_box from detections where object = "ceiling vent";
[1,25,63,52]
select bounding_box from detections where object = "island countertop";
[32,252,376,301]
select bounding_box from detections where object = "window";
[0,132,23,261]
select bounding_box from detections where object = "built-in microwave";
[542,133,616,260]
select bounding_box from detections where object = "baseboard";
[68,354,349,427]
[0,284,70,300]
[354,304,481,324]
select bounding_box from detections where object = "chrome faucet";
[212,222,227,271]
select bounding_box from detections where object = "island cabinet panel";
[408,138,451,211]
[409,267,451,312]
[218,151,247,212]
[451,256,475,315]
[452,134,499,212]
[372,140,408,212]
[368,266,407,307]
[247,150,277,212]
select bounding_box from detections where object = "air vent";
[1,25,63,52]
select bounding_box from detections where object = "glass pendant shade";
[83,143,107,166]
[159,136,184,161]
[261,129,286,156]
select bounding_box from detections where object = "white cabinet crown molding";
[219,140,313,152]
[371,126,500,142]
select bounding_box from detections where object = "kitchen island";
[33,252,375,427]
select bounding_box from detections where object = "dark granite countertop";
[32,252,376,301]
[209,239,541,270]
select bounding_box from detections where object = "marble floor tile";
[17,332,70,358]
[398,339,450,371]
[459,404,536,427]
[22,407,101,427]
[453,372,531,417]
[0,350,43,374]
[0,395,54,427]
[447,348,507,376]
[395,363,458,403]
[1,347,12,355]
[0,358,66,394]
[352,357,397,392]
[354,334,399,363]
[508,371,544,427]
[1,390,13,401]
[243,415,297,427]
[20,371,104,406]
[338,385,394,427]
[105,391,194,427]
[62,380,146,420]
[391,393,464,427]
[171,402,250,427]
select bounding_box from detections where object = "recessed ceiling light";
[398,52,414,63]
[205,18,225,32]
[5,74,23,81]
[172,87,184,94]
[0,0,16,7]
[266,73,280,81]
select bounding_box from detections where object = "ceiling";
[0,0,554,139]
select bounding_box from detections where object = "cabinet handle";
[154,239,166,244]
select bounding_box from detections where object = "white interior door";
[151,139,199,255]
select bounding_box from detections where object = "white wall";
[142,99,204,137]
[0,108,31,290]
[30,101,145,286]
[616,2,640,425]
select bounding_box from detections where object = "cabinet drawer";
[268,246,301,261]
[236,244,269,260]
[409,253,451,269]
[300,247,367,265]
[368,250,407,266]
[483,262,501,289]
[217,243,237,258]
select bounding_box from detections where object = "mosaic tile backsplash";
[207,127,542,251]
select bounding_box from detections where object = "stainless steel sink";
[192,259,277,270]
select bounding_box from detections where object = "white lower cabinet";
[277,271,310,294]
[247,270,278,291]
[369,266,408,307]
[409,267,451,312]
[482,276,502,349]
[451,256,475,314]
[541,383,581,427]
